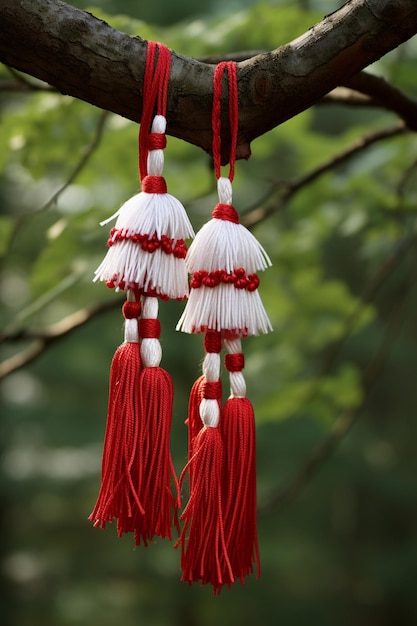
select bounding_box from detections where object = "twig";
[243,121,408,227]
[40,109,109,212]
[258,240,416,515]
[3,65,56,91]
[344,71,417,131]
[0,298,122,379]
[0,80,56,92]
[6,109,109,255]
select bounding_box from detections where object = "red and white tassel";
[177,177,271,336]
[90,42,191,545]
[176,330,233,593]
[177,61,271,591]
[89,290,144,534]
[94,115,194,299]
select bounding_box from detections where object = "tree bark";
[0,0,416,160]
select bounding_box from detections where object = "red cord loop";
[142,175,168,194]
[212,203,239,224]
[139,42,171,182]
[139,318,161,339]
[212,61,238,182]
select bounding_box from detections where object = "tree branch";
[243,122,408,228]
[0,0,416,161]
[259,237,416,514]
[0,298,122,379]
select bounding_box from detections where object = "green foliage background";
[1,1,417,625]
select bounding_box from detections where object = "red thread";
[139,42,171,181]
[142,175,168,194]
[204,330,222,354]
[225,353,245,372]
[134,366,180,544]
[212,61,238,182]
[204,380,222,400]
[139,318,161,339]
[147,133,167,150]
[122,301,142,320]
[108,229,187,259]
[221,397,260,583]
[175,427,234,593]
[212,203,239,224]
[190,269,260,291]
[89,342,145,533]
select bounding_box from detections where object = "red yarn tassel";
[185,375,204,489]
[133,297,180,545]
[222,338,260,582]
[89,297,145,534]
[222,397,260,582]
[177,425,233,594]
[176,332,233,593]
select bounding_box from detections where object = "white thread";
[142,296,158,318]
[202,352,220,382]
[200,398,220,428]
[123,290,140,342]
[95,244,189,298]
[185,216,271,275]
[140,297,162,367]
[99,191,194,240]
[200,336,221,428]
[224,337,246,398]
[124,318,139,343]
[177,283,272,335]
[147,115,166,176]
[217,177,233,205]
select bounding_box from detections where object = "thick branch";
[0,0,416,160]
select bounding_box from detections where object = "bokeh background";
[1,1,417,624]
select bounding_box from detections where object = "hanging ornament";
[89,42,193,544]
[176,61,272,591]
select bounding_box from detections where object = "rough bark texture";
[0,0,416,160]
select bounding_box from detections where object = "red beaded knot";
[225,353,245,372]
[212,203,239,224]
[139,318,161,339]
[142,175,167,194]
[204,330,222,354]
[107,229,187,259]
[122,300,142,320]
[147,133,167,151]
[203,380,222,400]
[190,269,260,291]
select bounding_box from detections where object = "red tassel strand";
[134,296,180,544]
[89,291,144,534]
[222,336,260,583]
[176,331,233,593]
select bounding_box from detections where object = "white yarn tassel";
[94,115,194,299]
[177,177,272,336]
[185,178,271,274]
